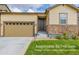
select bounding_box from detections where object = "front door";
[38,18,46,31]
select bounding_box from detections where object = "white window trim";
[59,13,68,25]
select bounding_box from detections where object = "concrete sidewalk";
[0,37,33,55]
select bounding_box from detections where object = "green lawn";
[25,40,79,55]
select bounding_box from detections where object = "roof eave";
[46,4,79,12]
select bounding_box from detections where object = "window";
[23,23,26,25]
[16,23,19,25]
[5,23,8,25]
[59,13,68,25]
[20,23,22,25]
[9,23,11,25]
[31,22,33,25]
[13,23,15,25]
[27,23,29,25]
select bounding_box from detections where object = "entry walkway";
[36,31,48,38]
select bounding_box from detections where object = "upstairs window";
[59,13,68,25]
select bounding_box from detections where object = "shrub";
[55,35,64,40]
[71,34,78,40]
[55,32,79,40]
[55,32,69,40]
[63,32,69,40]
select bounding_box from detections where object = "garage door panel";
[4,22,34,37]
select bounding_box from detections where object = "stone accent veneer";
[47,25,78,35]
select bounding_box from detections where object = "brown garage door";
[4,22,34,37]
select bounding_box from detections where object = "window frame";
[59,13,68,25]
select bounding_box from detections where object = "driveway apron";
[0,37,33,55]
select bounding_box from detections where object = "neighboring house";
[0,4,11,12]
[0,4,79,37]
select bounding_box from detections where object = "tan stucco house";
[0,4,79,37]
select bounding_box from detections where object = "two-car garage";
[1,13,37,37]
[4,22,34,37]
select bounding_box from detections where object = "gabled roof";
[5,4,11,12]
[0,4,11,12]
[46,4,79,12]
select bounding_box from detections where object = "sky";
[7,4,79,12]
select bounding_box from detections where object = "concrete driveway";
[0,37,33,55]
